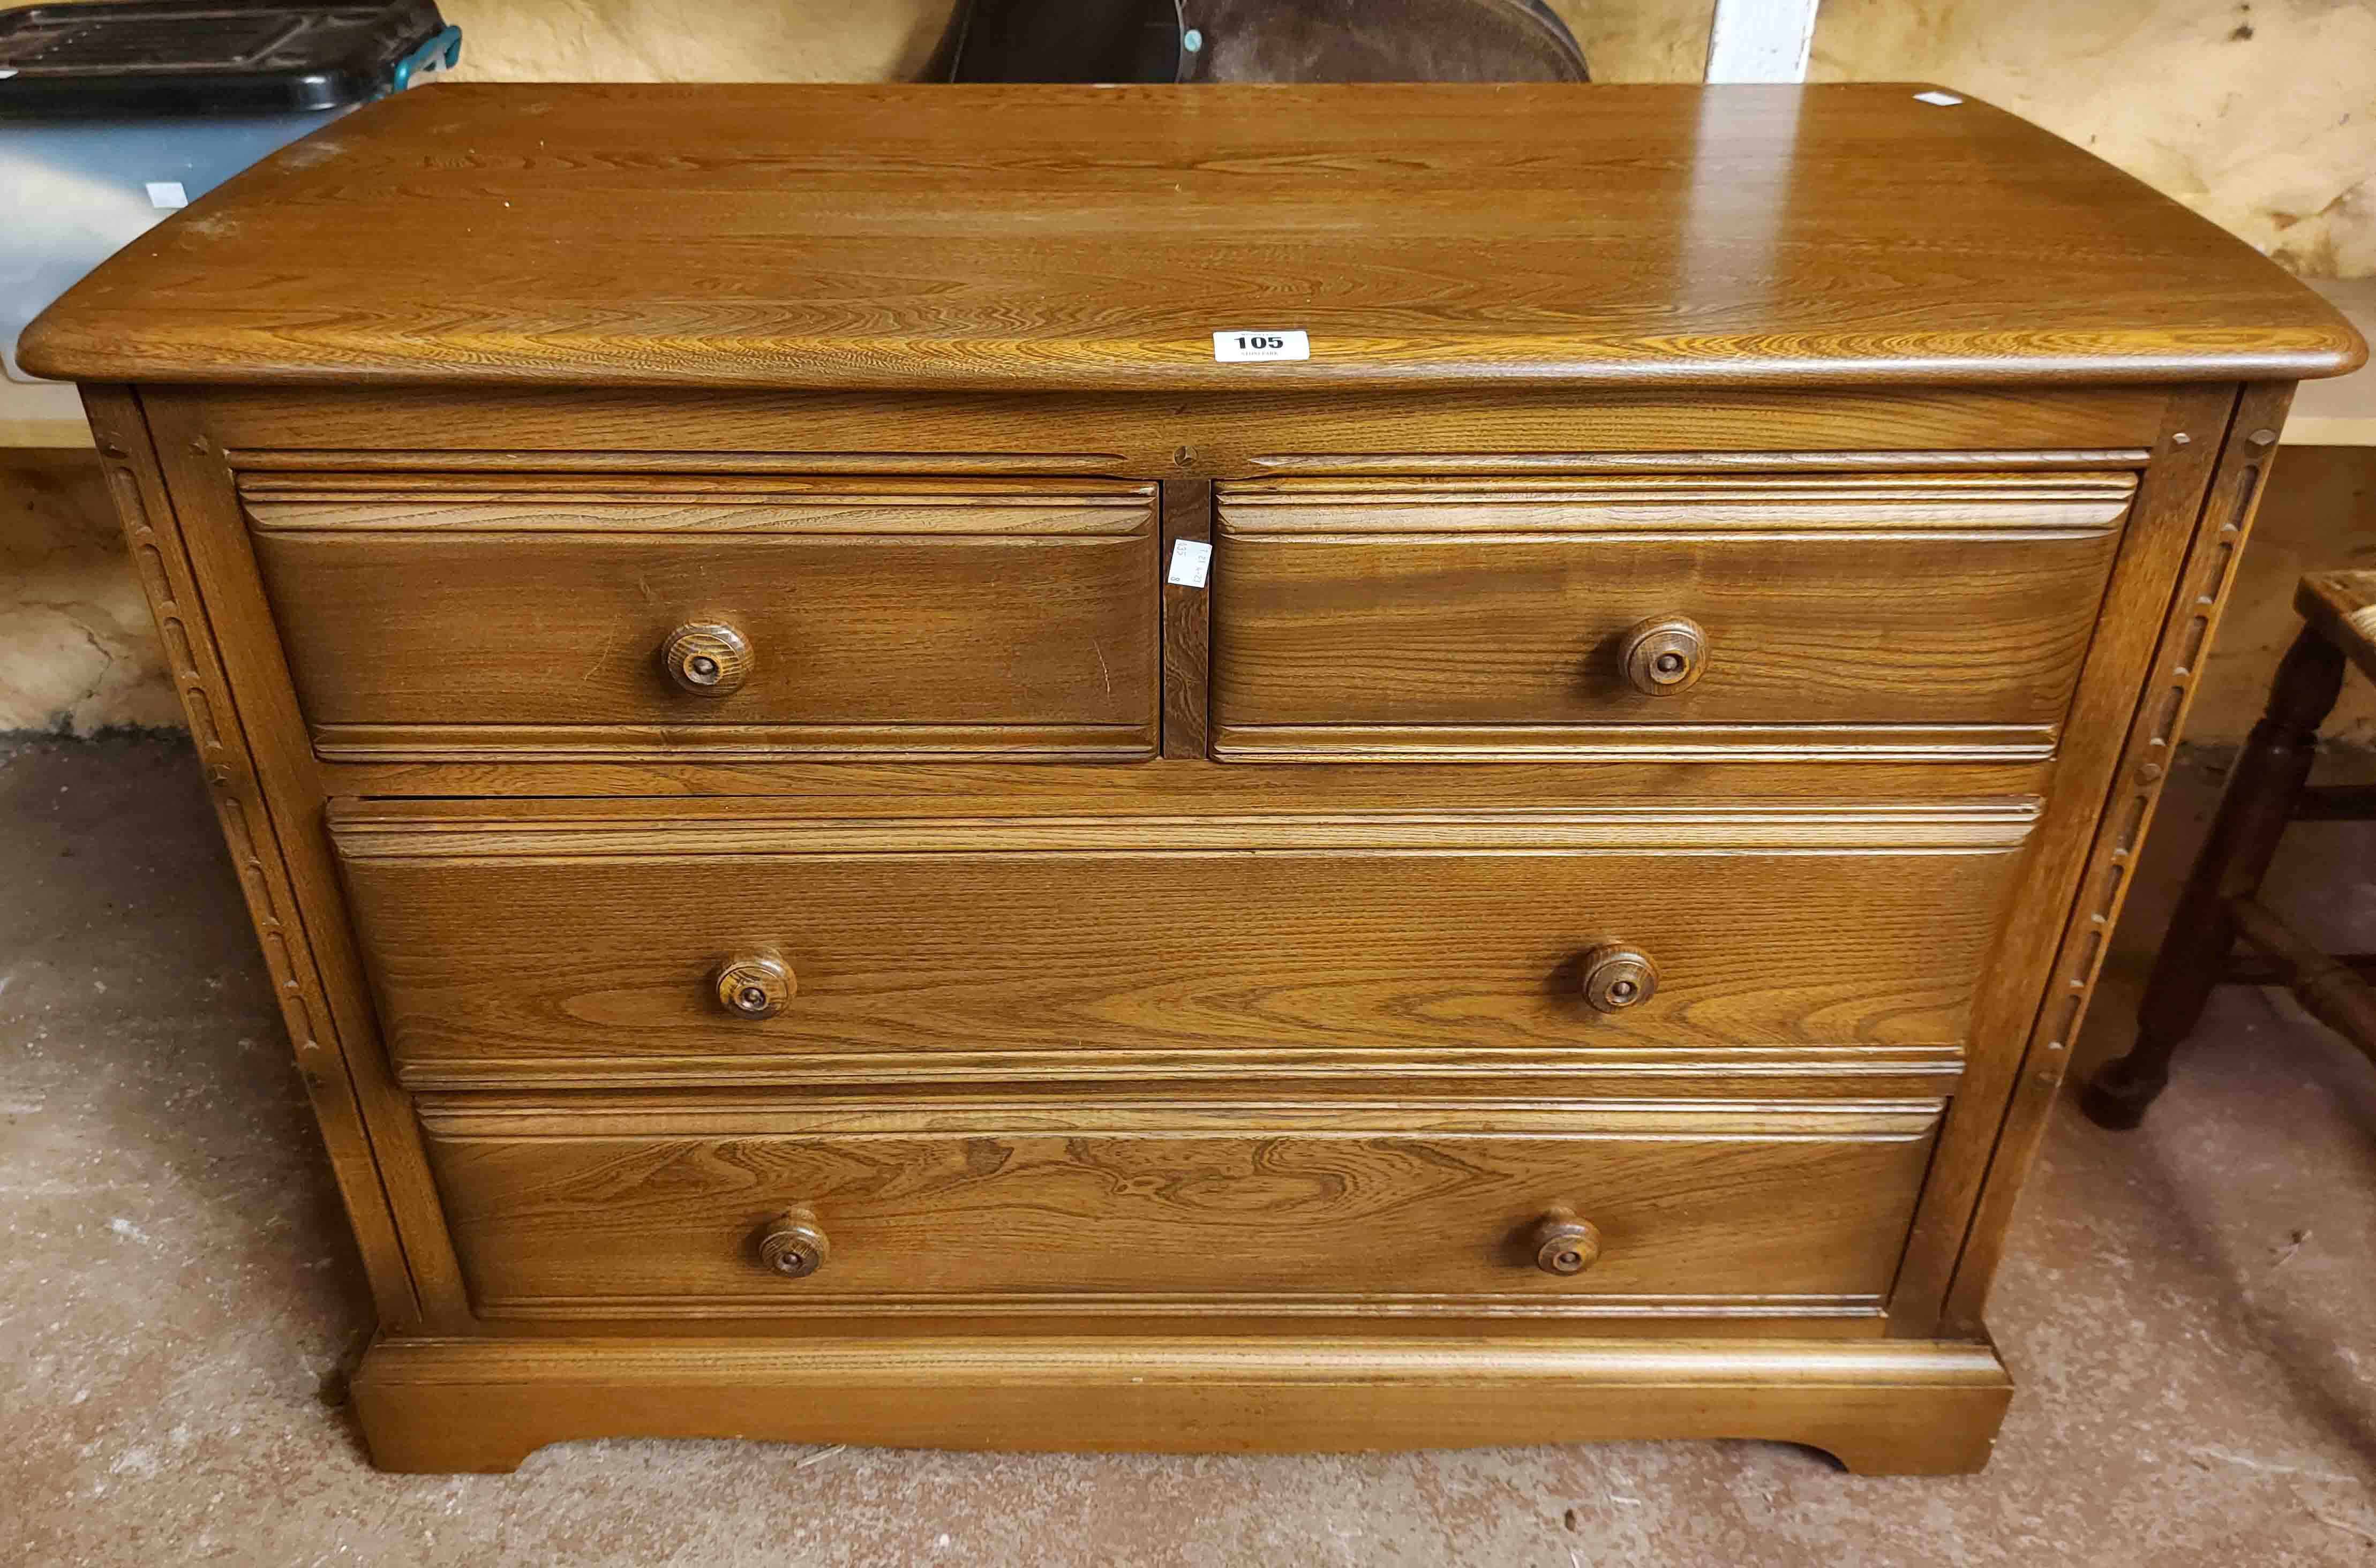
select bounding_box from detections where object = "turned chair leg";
[2081,628,2348,1129]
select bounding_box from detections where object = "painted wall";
[4,0,2371,738]
[1810,0,2376,281]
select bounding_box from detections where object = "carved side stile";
[81,387,423,1327]
[1941,387,2295,1328]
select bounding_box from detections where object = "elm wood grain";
[349,1335,2014,1474]
[320,756,2059,805]
[1250,450,2157,476]
[329,1303,1913,1344]
[33,82,2357,1472]
[413,1098,1941,1317]
[84,389,470,1326]
[1186,724,2071,765]
[332,805,2034,1086]
[189,383,2180,481]
[307,725,1164,765]
[332,797,2042,847]
[1159,478,1213,758]
[245,476,1158,761]
[78,387,425,1329]
[236,472,1158,529]
[1212,474,2130,758]
[1884,386,2245,1330]
[134,390,476,1326]
[21,85,2360,391]
[369,1052,1972,1101]
[1940,390,2299,1328]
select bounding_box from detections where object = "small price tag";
[1213,329,1309,363]
[1912,90,1963,107]
[1167,538,1213,588]
[145,181,189,209]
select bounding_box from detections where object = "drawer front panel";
[418,1099,1943,1318]
[336,805,2035,1085]
[242,475,1158,760]
[1212,473,2133,761]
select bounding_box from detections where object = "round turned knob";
[660,621,753,697]
[1532,1210,1602,1276]
[714,951,794,1019]
[1579,943,1658,1014]
[1619,615,1708,696]
[757,1207,829,1278]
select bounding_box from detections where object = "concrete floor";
[4,735,2373,1566]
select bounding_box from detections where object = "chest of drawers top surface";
[20,81,2362,393]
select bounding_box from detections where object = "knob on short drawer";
[1531,1209,1602,1276]
[758,1206,829,1278]
[660,621,753,696]
[715,951,794,1019]
[1579,943,1658,1013]
[1619,615,1708,695]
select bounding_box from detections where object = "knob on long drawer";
[1531,1209,1602,1276]
[661,620,753,696]
[715,951,794,1019]
[1578,943,1657,1013]
[758,1207,829,1278]
[1619,615,1708,696]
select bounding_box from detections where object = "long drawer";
[417,1097,1944,1320]
[334,801,2037,1086]
[1212,472,2134,761]
[241,472,1159,761]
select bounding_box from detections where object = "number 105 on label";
[1213,329,1310,362]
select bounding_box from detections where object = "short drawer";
[1212,472,2134,761]
[417,1097,1944,1319]
[334,801,2035,1086]
[240,473,1159,761]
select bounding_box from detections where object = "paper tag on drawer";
[1167,538,1213,588]
[1213,330,1309,363]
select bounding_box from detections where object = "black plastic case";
[0,2,453,117]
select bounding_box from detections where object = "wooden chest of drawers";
[25,81,2362,1475]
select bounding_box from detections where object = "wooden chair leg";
[2081,627,2347,1129]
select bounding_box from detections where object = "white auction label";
[1213,329,1309,363]
[145,181,189,209]
[1167,538,1213,588]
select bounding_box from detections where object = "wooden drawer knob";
[1532,1209,1602,1276]
[1579,943,1658,1013]
[714,951,794,1019]
[757,1207,829,1278]
[1619,615,1708,695]
[660,621,753,696]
